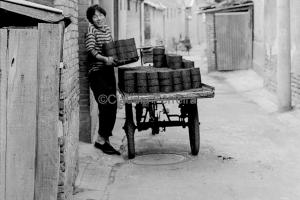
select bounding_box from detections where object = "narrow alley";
[74,47,300,200]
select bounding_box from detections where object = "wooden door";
[215,11,252,71]
[0,24,62,200]
[0,28,38,200]
[0,28,8,200]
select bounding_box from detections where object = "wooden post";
[0,29,8,200]
[35,23,62,200]
[277,0,292,111]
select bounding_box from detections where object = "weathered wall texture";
[144,4,164,46]
[205,13,217,72]
[196,13,207,45]
[262,0,277,94]
[252,0,265,75]
[159,0,185,51]
[253,0,300,106]
[189,5,201,45]
[78,0,93,143]
[126,0,142,47]
[290,0,300,105]
[54,0,80,199]
[27,0,80,199]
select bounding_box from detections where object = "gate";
[215,11,252,71]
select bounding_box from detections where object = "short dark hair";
[86,5,107,24]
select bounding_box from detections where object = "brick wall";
[78,0,94,143]
[205,13,217,72]
[291,73,300,105]
[290,0,300,106]
[54,0,80,199]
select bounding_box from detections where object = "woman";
[85,5,120,155]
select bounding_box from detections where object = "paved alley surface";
[74,48,300,200]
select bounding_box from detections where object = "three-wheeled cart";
[120,84,215,159]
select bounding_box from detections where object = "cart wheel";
[125,104,136,159]
[152,124,159,135]
[188,101,200,155]
[126,123,135,159]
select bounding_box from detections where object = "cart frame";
[121,84,215,159]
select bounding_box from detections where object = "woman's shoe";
[94,142,121,155]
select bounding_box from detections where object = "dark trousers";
[89,68,117,140]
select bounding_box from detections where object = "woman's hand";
[105,56,116,66]
[95,54,116,66]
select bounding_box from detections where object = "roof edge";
[1,0,63,14]
[197,2,253,14]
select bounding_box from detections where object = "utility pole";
[277,0,292,111]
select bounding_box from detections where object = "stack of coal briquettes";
[158,70,173,93]
[118,47,202,94]
[147,71,160,93]
[172,70,183,92]
[153,47,166,68]
[166,54,182,70]
[102,38,139,66]
[119,67,202,94]
[136,71,148,93]
[115,38,138,62]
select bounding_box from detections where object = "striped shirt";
[85,24,113,73]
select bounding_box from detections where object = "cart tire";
[188,102,200,155]
[152,125,159,135]
[125,103,136,159]
[127,127,135,159]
